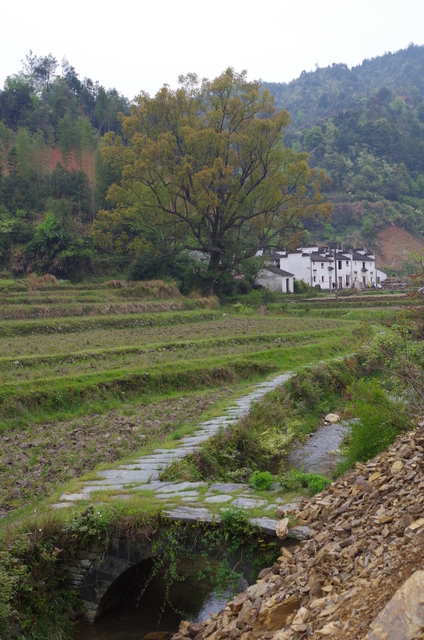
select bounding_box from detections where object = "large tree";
[93,69,332,288]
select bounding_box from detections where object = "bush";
[287,360,356,415]
[280,468,331,495]
[130,253,205,294]
[249,470,274,490]
[293,280,319,296]
[341,379,410,467]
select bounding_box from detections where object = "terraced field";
[0,279,377,519]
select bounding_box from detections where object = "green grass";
[0,308,222,337]
[0,327,356,383]
[0,334,359,427]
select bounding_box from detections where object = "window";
[322,276,325,283]
[346,261,349,266]
[321,263,324,268]
[313,276,316,283]
[363,262,365,269]
[338,260,342,270]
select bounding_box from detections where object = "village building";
[256,246,386,293]
[255,265,294,293]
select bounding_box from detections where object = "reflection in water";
[74,557,232,640]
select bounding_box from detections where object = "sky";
[2,0,424,100]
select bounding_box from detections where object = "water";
[282,422,348,477]
[73,557,233,640]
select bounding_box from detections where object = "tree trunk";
[207,251,221,296]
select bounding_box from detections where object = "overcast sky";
[2,0,423,100]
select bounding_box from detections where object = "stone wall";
[56,534,156,622]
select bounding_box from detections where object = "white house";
[256,266,294,293]
[257,246,386,293]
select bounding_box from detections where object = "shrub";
[293,280,318,296]
[280,468,331,495]
[341,379,410,467]
[249,470,274,490]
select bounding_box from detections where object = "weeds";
[280,469,331,495]
[248,471,274,491]
[339,379,411,471]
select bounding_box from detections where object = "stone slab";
[250,517,279,536]
[118,463,161,470]
[264,503,278,512]
[59,493,88,502]
[154,481,207,493]
[97,470,159,481]
[205,494,233,504]
[126,480,174,491]
[232,498,267,509]
[163,507,220,524]
[208,483,246,493]
[156,490,200,499]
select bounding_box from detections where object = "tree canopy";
[93,69,331,288]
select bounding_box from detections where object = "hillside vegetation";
[0,46,423,281]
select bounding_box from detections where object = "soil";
[0,387,235,518]
[377,226,424,270]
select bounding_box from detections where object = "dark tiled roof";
[310,253,333,262]
[261,266,294,277]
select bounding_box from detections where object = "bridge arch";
[76,539,157,622]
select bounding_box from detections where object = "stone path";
[54,373,295,533]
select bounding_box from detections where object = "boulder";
[275,518,290,540]
[324,414,340,424]
[367,570,424,639]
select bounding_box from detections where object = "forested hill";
[262,44,424,257]
[261,44,424,130]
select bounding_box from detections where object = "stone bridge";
[56,511,283,623]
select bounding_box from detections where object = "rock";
[287,525,314,541]
[291,607,309,631]
[252,595,300,632]
[236,578,249,593]
[315,622,339,635]
[324,414,340,424]
[276,502,300,517]
[250,517,280,537]
[204,495,233,504]
[404,517,424,538]
[390,460,404,473]
[276,518,290,540]
[367,570,424,639]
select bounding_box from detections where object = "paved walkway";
[55,373,296,534]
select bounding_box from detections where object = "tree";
[96,69,331,290]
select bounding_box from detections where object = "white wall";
[279,253,312,286]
